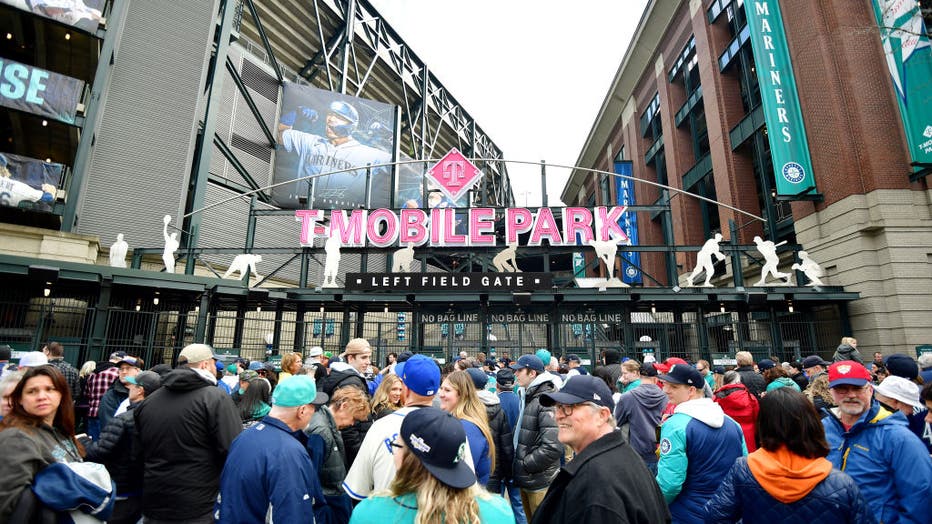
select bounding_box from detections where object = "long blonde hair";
[443,371,495,474]
[391,450,483,524]
[370,374,403,415]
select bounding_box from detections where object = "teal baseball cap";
[271,375,329,407]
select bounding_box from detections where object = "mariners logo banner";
[745,1,817,198]
[870,0,932,168]
[0,58,84,125]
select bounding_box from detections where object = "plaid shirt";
[86,366,120,418]
[47,358,81,401]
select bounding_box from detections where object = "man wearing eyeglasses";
[530,375,670,524]
[822,361,932,524]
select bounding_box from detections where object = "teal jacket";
[822,401,932,524]
[349,491,513,524]
[656,398,747,523]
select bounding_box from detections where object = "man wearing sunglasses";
[530,375,670,523]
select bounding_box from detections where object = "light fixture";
[384,306,389,313]
[650,303,656,315]
[42,120,48,127]
[135,300,141,312]
[45,158,51,163]
[153,292,159,305]
[319,306,325,313]
[64,32,71,40]
[194,305,200,314]
[43,287,51,297]
[256,305,262,313]
[720,303,726,313]
[5,33,11,40]
[788,300,794,313]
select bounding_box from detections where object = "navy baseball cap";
[398,355,440,396]
[540,375,615,411]
[509,354,544,373]
[658,364,704,388]
[801,355,830,368]
[566,354,581,363]
[640,362,658,377]
[495,368,515,388]
[757,359,776,371]
[884,353,919,380]
[401,407,475,489]
[466,368,489,390]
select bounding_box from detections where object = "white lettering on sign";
[560,313,626,323]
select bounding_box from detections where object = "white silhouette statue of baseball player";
[492,243,521,272]
[109,234,128,268]
[686,233,726,287]
[392,243,416,273]
[162,215,179,274]
[588,235,629,281]
[791,250,825,286]
[753,236,791,286]
[321,228,341,288]
[223,254,262,281]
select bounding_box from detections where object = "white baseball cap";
[874,375,921,409]
[19,352,49,367]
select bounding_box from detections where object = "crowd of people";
[0,339,930,523]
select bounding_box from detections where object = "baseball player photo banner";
[614,161,641,285]
[0,58,85,125]
[0,151,63,212]
[273,82,396,210]
[745,0,817,198]
[1,0,105,34]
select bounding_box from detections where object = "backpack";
[318,369,368,397]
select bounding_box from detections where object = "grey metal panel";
[76,0,219,246]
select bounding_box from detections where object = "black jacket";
[97,379,128,431]
[513,376,563,490]
[133,368,241,520]
[735,365,766,397]
[84,402,141,496]
[482,394,514,493]
[531,430,671,524]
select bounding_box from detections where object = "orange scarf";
[746,446,832,503]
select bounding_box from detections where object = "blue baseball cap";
[465,368,489,390]
[401,407,475,489]
[540,375,614,411]
[248,360,264,371]
[658,364,704,389]
[509,354,544,373]
[399,355,440,396]
[272,375,328,407]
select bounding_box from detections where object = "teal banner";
[870,1,932,169]
[745,1,817,197]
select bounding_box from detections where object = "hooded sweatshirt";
[747,447,831,503]
[615,381,668,461]
[657,397,747,523]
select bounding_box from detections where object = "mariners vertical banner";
[614,161,641,284]
[870,0,932,168]
[745,1,816,197]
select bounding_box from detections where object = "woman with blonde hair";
[439,370,495,486]
[370,373,404,420]
[349,407,513,523]
[278,352,303,382]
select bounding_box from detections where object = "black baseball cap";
[495,368,515,388]
[658,364,704,388]
[401,407,475,489]
[640,362,658,377]
[540,375,615,411]
[801,355,830,368]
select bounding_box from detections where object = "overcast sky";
[367,0,650,206]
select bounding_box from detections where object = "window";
[693,173,721,237]
[672,38,710,161]
[641,93,662,143]
[647,150,668,187]
[599,174,612,205]
[726,0,747,39]
[736,45,761,113]
[615,145,626,162]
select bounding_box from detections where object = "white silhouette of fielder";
[587,235,629,281]
[686,233,726,287]
[322,228,341,288]
[791,250,825,286]
[492,243,521,272]
[162,215,179,274]
[109,233,128,268]
[392,243,416,273]
[223,254,262,281]
[753,236,790,286]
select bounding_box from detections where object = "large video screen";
[1,0,105,34]
[272,82,396,210]
[0,152,63,213]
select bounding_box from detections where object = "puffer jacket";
[704,456,876,523]
[479,389,514,493]
[305,405,346,496]
[713,383,759,452]
[832,344,863,364]
[84,402,141,496]
[96,379,128,431]
[513,374,562,491]
[822,401,932,524]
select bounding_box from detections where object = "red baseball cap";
[827,360,872,388]
[653,357,688,374]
